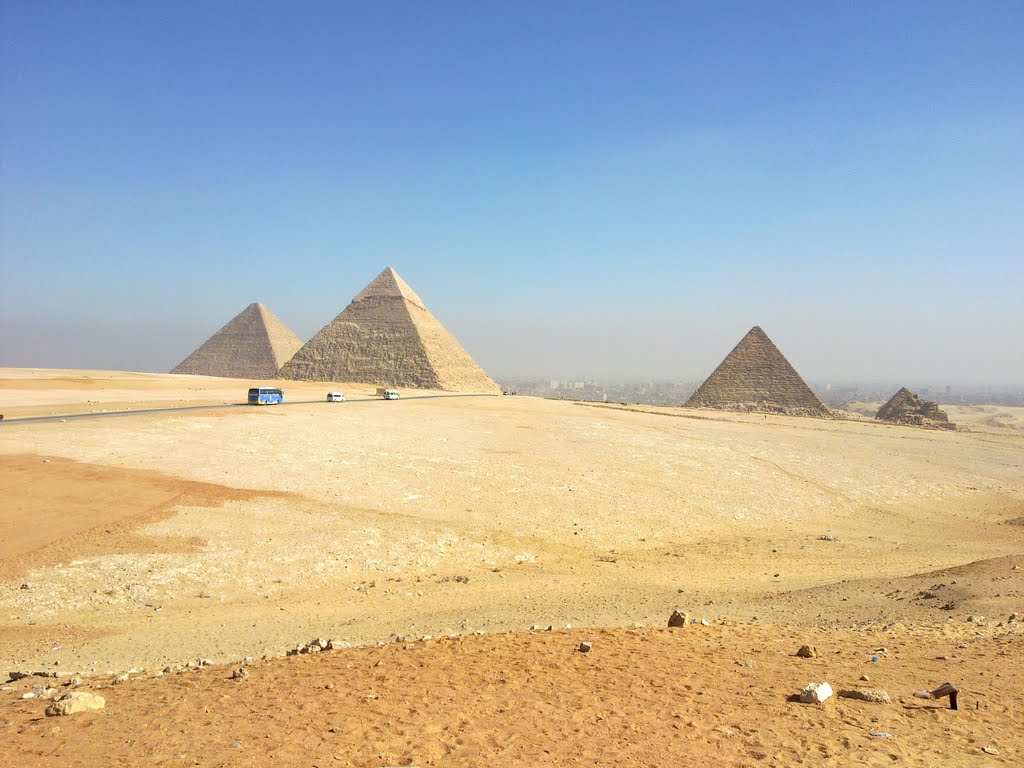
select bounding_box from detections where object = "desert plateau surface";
[1,369,1022,766]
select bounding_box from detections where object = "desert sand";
[1,369,1022,766]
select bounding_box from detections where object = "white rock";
[799,681,833,704]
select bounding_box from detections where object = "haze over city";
[1,2,1021,385]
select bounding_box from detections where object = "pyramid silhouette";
[279,268,499,393]
[171,303,303,379]
[876,387,955,429]
[686,326,831,417]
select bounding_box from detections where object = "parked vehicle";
[248,387,283,405]
[326,392,345,402]
[383,389,400,400]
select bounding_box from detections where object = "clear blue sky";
[2,1,1021,384]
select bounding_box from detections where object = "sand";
[1,369,1022,766]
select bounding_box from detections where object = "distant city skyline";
[2,3,1022,384]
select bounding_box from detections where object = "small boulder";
[668,610,689,628]
[231,667,248,680]
[799,682,833,704]
[796,645,819,659]
[839,688,891,704]
[578,642,592,653]
[112,673,129,684]
[45,691,105,717]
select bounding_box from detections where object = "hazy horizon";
[2,3,1021,385]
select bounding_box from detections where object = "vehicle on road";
[326,392,346,402]
[248,387,283,405]
[383,389,400,400]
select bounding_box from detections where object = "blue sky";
[1,1,1021,384]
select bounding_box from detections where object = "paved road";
[0,393,498,426]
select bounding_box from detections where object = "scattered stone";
[839,688,891,704]
[112,674,129,684]
[859,675,870,683]
[1008,612,1020,623]
[45,691,105,716]
[530,625,542,631]
[700,618,710,627]
[578,642,592,653]
[162,667,173,675]
[818,534,834,541]
[20,583,30,590]
[231,668,248,680]
[668,610,689,628]
[799,682,833,704]
[66,675,83,688]
[34,671,60,678]
[869,731,893,739]
[982,746,999,756]
[796,645,819,659]
[8,671,32,682]
[196,658,213,667]
[229,741,241,749]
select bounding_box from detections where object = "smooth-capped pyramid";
[171,303,303,379]
[279,268,499,393]
[876,387,955,430]
[686,326,831,417]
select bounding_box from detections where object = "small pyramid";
[279,268,499,393]
[876,387,955,430]
[686,326,831,417]
[171,303,303,379]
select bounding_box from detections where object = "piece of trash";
[869,731,893,739]
[914,682,959,710]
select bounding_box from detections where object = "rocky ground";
[1,369,1022,766]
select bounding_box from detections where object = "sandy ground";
[1,369,1023,766]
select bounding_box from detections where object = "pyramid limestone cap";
[353,267,425,308]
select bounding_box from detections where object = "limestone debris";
[876,388,956,430]
[796,645,819,658]
[171,303,303,379]
[685,326,832,418]
[799,681,833,704]
[45,691,106,717]
[838,688,891,704]
[279,268,500,393]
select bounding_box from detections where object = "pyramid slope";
[876,387,955,429]
[279,268,499,393]
[686,326,831,417]
[171,303,303,379]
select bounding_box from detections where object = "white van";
[383,389,400,400]
[326,392,346,402]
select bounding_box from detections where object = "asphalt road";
[0,393,499,426]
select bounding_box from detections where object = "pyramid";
[876,387,955,430]
[685,326,831,417]
[171,303,303,379]
[279,268,500,393]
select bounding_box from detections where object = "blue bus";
[248,387,283,405]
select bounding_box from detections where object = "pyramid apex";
[353,267,425,307]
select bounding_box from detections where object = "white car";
[383,389,400,400]
[326,392,346,402]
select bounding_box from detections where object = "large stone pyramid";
[685,326,831,417]
[171,303,303,379]
[876,387,955,430]
[279,268,499,393]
